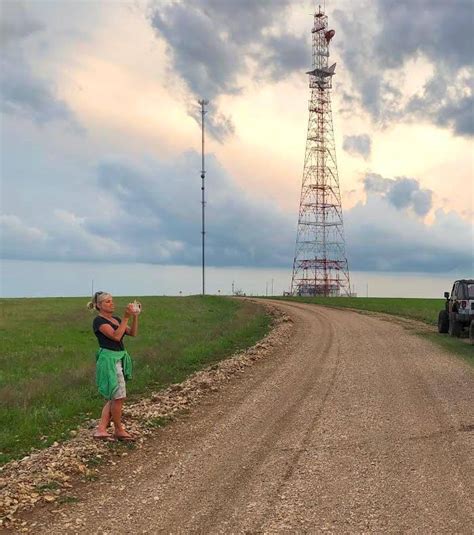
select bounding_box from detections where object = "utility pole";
[232,280,235,295]
[198,99,209,297]
[271,278,274,296]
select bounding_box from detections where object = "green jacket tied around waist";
[96,348,133,400]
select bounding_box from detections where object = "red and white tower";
[291,7,351,297]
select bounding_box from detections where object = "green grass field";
[0,296,270,465]
[271,296,473,365]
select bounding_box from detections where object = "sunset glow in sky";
[1,0,473,296]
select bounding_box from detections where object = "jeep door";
[450,282,459,313]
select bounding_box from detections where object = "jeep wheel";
[470,320,474,345]
[448,313,462,337]
[438,310,449,333]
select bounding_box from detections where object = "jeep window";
[451,282,458,299]
[456,283,466,299]
[468,283,474,299]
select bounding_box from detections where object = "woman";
[87,291,140,441]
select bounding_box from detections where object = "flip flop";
[93,434,115,442]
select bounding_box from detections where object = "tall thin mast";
[198,99,209,296]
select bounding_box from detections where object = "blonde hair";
[86,291,111,311]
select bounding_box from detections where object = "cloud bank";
[344,172,471,272]
[2,153,471,274]
[1,151,295,267]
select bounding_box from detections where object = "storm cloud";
[364,173,433,216]
[343,134,372,159]
[91,152,295,267]
[345,197,472,273]
[0,1,80,128]
[334,0,473,136]
[0,0,43,46]
[148,0,308,140]
[343,171,472,272]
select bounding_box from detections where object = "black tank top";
[93,316,125,351]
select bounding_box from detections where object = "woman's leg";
[110,398,133,437]
[110,360,133,438]
[94,401,112,435]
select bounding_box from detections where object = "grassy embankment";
[271,296,473,365]
[0,296,271,465]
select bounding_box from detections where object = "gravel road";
[29,301,473,533]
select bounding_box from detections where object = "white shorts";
[113,360,127,399]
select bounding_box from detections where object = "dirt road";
[30,301,473,533]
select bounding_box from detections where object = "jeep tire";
[438,310,449,333]
[448,313,462,337]
[470,320,474,345]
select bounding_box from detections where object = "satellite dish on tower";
[325,29,335,42]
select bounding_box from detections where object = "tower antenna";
[291,8,351,297]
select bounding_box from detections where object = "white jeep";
[438,279,474,344]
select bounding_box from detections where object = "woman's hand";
[128,301,142,316]
[124,304,134,318]
[127,302,140,337]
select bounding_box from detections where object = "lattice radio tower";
[291,5,351,297]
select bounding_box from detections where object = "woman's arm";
[127,314,138,337]
[98,307,132,342]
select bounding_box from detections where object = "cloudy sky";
[1,0,473,297]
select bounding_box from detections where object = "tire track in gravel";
[250,306,343,534]
[193,305,343,534]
